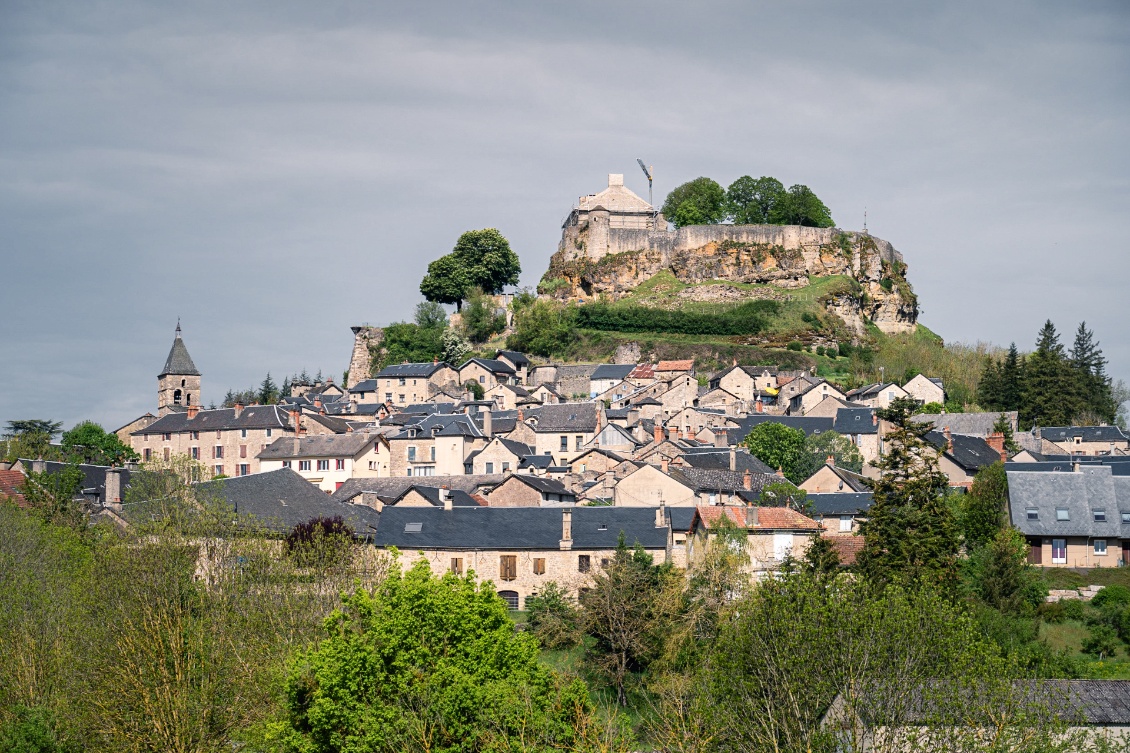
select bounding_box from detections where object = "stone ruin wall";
[346,326,384,388]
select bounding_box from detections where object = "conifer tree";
[857,397,959,591]
[1020,321,1080,428]
[977,358,1003,410]
[999,342,1024,412]
[258,373,279,405]
[1070,322,1117,424]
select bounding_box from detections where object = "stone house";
[804,395,860,418]
[799,462,870,494]
[708,364,779,400]
[157,324,202,416]
[695,387,745,415]
[483,382,534,411]
[568,448,626,476]
[903,373,945,405]
[375,362,459,407]
[806,492,873,534]
[347,379,380,405]
[464,437,532,475]
[257,432,389,492]
[495,350,530,384]
[614,462,698,507]
[926,429,1007,488]
[373,505,672,608]
[132,404,307,477]
[1009,465,1130,567]
[389,485,484,508]
[687,505,820,576]
[832,407,882,465]
[655,360,695,379]
[656,374,702,417]
[1040,426,1130,456]
[458,358,519,389]
[387,414,488,477]
[667,406,738,435]
[486,475,576,507]
[529,383,563,404]
[911,411,1019,438]
[590,364,637,397]
[582,422,640,455]
[530,403,604,465]
[844,382,910,410]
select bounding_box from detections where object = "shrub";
[525,582,581,649]
[879,277,894,292]
[285,516,355,568]
[786,341,803,352]
[1118,606,1130,643]
[1062,598,1086,622]
[815,346,825,356]
[574,300,778,336]
[801,312,817,324]
[1091,585,1130,609]
[1083,624,1120,658]
[1038,600,1067,624]
[918,402,945,414]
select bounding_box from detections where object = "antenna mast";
[637,158,653,207]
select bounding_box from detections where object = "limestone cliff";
[541,224,918,336]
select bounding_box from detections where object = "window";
[240,445,247,458]
[299,460,311,471]
[190,446,199,460]
[317,459,330,471]
[1095,539,1108,556]
[485,462,494,474]
[214,464,223,476]
[479,375,485,384]
[1052,539,1067,564]
[399,394,405,403]
[499,555,517,581]
[1056,508,1070,521]
[190,430,199,440]
[502,462,510,472]
[560,437,568,452]
[282,460,291,468]
[839,516,853,532]
[1094,509,1107,522]
[430,446,436,462]
[497,590,519,610]
[575,435,583,451]
[238,464,250,476]
[708,493,718,505]
[1122,512,1130,523]
[335,459,345,470]
[241,429,247,439]
[450,558,463,575]
[161,447,169,461]
[1026,508,1039,521]
[266,428,272,438]
[408,446,417,462]
[144,448,151,461]
[213,445,223,459]
[533,558,546,575]
[385,393,392,402]
[578,555,591,573]
[600,557,610,569]
[399,377,406,386]
[163,432,172,441]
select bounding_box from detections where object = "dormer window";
[1026,508,1039,521]
[1056,508,1070,521]
[1094,509,1107,522]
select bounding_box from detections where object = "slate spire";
[160,322,200,377]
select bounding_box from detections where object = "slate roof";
[1007,466,1124,538]
[677,447,775,475]
[591,364,637,381]
[736,415,834,438]
[28,460,133,502]
[495,474,576,498]
[520,455,555,470]
[375,362,451,379]
[192,468,382,535]
[911,411,1018,437]
[805,465,870,492]
[496,350,530,367]
[349,379,378,393]
[533,403,600,433]
[372,506,669,551]
[160,328,200,377]
[258,433,376,460]
[304,413,354,433]
[845,382,898,400]
[1041,426,1130,444]
[331,474,507,504]
[135,405,293,435]
[832,408,878,435]
[668,506,696,532]
[807,492,874,516]
[927,431,1002,473]
[394,485,484,507]
[459,358,515,375]
[668,467,781,495]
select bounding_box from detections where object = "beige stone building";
[373,505,672,608]
[1039,426,1130,456]
[157,323,201,416]
[531,403,604,465]
[844,382,909,410]
[708,365,779,400]
[486,475,576,507]
[903,373,945,405]
[686,505,821,576]
[375,362,459,407]
[457,358,519,389]
[257,432,390,492]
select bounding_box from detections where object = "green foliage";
[2,420,64,463]
[918,401,945,414]
[862,328,995,411]
[574,300,777,336]
[770,184,835,228]
[1091,585,1130,610]
[0,706,75,753]
[5,419,63,439]
[743,422,806,481]
[795,430,865,478]
[758,481,807,510]
[20,465,86,528]
[441,328,472,364]
[461,288,507,344]
[960,461,1009,550]
[801,533,841,577]
[661,177,726,228]
[1021,320,1083,428]
[415,300,448,329]
[257,372,279,405]
[724,175,784,224]
[284,516,355,569]
[963,528,1047,614]
[857,397,960,590]
[60,422,138,466]
[1083,624,1120,659]
[507,299,577,357]
[420,228,521,310]
[464,380,485,400]
[372,320,445,371]
[526,582,582,650]
[282,559,617,751]
[786,340,803,351]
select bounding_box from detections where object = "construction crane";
[636,158,653,207]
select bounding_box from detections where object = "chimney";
[360,491,383,511]
[234,402,244,418]
[985,432,1007,463]
[776,466,785,478]
[655,499,666,527]
[483,407,493,438]
[433,356,438,365]
[654,423,664,444]
[872,412,878,426]
[755,397,764,414]
[675,427,683,441]
[826,454,835,466]
[743,469,752,491]
[186,404,199,419]
[627,407,640,426]
[314,397,322,409]
[661,457,669,474]
[31,459,46,474]
[744,505,759,527]
[289,409,301,430]
[729,446,737,471]
[608,173,624,187]
[714,430,729,448]
[517,407,524,422]
[104,468,123,506]
[943,426,953,453]
[560,508,573,550]
[732,357,738,366]
[441,486,452,511]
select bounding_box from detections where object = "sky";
[1,1,1128,432]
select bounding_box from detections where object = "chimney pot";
[729,446,737,471]
[776,466,785,478]
[661,457,669,473]
[654,423,664,444]
[745,506,759,527]
[743,469,752,491]
[826,454,835,466]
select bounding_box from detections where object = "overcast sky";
[1,1,1127,432]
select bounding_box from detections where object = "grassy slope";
[1036,569,1130,679]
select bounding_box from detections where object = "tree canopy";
[661,174,835,228]
[60,422,138,466]
[420,228,520,311]
[660,177,726,228]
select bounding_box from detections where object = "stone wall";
[346,326,384,388]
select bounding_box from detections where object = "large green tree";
[660,178,726,228]
[959,461,1008,550]
[742,422,807,482]
[769,184,835,227]
[724,176,785,224]
[1020,321,1081,428]
[1070,321,1117,424]
[60,422,138,466]
[420,229,520,311]
[856,397,960,590]
[281,559,621,752]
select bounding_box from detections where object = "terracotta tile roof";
[627,364,655,380]
[777,375,796,386]
[657,360,694,371]
[826,534,865,565]
[695,505,821,531]
[470,493,490,507]
[0,469,27,508]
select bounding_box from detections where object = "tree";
[441,328,471,364]
[281,559,623,752]
[526,582,582,650]
[769,184,834,228]
[960,461,1009,550]
[371,321,445,371]
[795,430,864,479]
[802,533,841,578]
[461,288,506,344]
[661,178,726,228]
[414,300,448,329]
[963,528,1046,615]
[743,422,807,482]
[60,421,139,466]
[257,373,279,405]
[463,380,484,400]
[758,481,808,511]
[993,412,1020,453]
[856,397,960,590]
[724,175,785,224]
[1070,322,1117,424]
[4,420,63,439]
[420,229,521,311]
[506,298,577,358]
[999,342,1024,412]
[1020,321,1081,428]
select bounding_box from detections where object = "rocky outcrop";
[542,226,918,335]
[346,326,384,387]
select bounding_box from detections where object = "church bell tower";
[158,322,201,416]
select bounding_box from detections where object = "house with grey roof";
[911,411,1018,438]
[1040,426,1130,456]
[486,474,577,507]
[374,361,459,407]
[257,432,389,492]
[903,373,946,405]
[844,382,909,410]
[1008,465,1130,567]
[806,492,873,534]
[529,403,604,464]
[926,430,1005,487]
[590,364,638,397]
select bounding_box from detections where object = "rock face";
[346,326,384,387]
[543,224,918,335]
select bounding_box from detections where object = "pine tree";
[999,342,1024,412]
[258,373,279,405]
[280,376,291,400]
[977,358,1003,410]
[1020,321,1080,428]
[857,397,959,591]
[1070,322,1116,424]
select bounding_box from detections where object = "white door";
[774,533,794,560]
